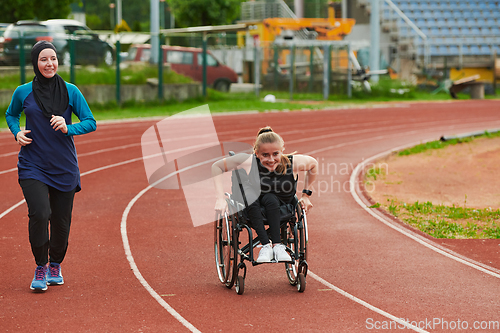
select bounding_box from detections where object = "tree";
[0,0,71,23]
[167,0,242,27]
[0,0,35,23]
[35,0,72,20]
[84,0,150,30]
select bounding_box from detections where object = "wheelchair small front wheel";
[297,273,306,293]
[235,275,245,295]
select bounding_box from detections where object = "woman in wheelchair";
[213,126,318,263]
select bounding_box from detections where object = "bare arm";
[212,153,252,213]
[293,154,318,213]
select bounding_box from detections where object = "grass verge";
[0,65,192,90]
[366,134,500,239]
[374,199,500,239]
[397,130,500,156]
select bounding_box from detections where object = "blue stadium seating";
[448,45,460,56]
[479,44,492,56]
[389,0,500,57]
[485,18,497,27]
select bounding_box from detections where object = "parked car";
[0,19,114,66]
[0,23,9,37]
[126,44,238,92]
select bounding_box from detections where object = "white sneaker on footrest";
[256,244,274,263]
[273,244,292,262]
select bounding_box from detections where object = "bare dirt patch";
[365,136,500,269]
[368,137,500,209]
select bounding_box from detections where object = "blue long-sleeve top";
[5,81,96,192]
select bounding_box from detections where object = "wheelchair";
[214,153,309,295]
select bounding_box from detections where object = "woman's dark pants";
[19,179,76,267]
[245,193,282,246]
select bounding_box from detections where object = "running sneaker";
[256,244,274,263]
[46,263,64,285]
[30,265,48,292]
[273,243,292,262]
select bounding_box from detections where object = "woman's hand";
[50,115,68,134]
[214,197,228,215]
[16,130,32,146]
[299,196,313,213]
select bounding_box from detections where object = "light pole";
[116,0,122,26]
[150,0,159,64]
[109,3,115,30]
[160,0,165,30]
[370,0,380,83]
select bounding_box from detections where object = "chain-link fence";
[1,25,361,106]
[254,41,352,98]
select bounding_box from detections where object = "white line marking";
[308,272,428,332]
[120,130,455,333]
[349,138,500,279]
[121,185,201,333]
[0,200,25,220]
[1,116,498,332]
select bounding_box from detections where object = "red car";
[126,44,237,92]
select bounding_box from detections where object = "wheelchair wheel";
[284,222,299,285]
[235,275,245,295]
[297,273,306,292]
[285,203,308,285]
[214,212,236,287]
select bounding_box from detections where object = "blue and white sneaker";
[30,265,48,292]
[46,263,64,285]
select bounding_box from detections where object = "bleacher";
[381,0,500,59]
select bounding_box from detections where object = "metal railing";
[382,0,430,66]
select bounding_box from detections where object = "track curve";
[1,100,499,332]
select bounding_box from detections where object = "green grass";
[365,165,387,181]
[2,69,499,130]
[378,199,500,239]
[0,65,192,90]
[398,131,500,156]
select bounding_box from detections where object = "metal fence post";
[289,44,295,100]
[323,44,330,100]
[116,39,121,105]
[70,32,76,84]
[254,46,260,98]
[274,45,279,90]
[202,32,207,98]
[309,45,314,93]
[19,31,25,85]
[347,44,352,98]
[158,33,163,102]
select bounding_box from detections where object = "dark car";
[0,19,114,66]
[126,44,238,92]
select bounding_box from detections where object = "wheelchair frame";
[214,193,309,295]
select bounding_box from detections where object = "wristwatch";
[302,189,312,196]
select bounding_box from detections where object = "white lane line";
[0,167,17,175]
[308,272,428,332]
[0,155,203,332]
[120,132,451,333]
[349,138,500,279]
[1,117,497,332]
[0,200,25,220]
[121,185,201,333]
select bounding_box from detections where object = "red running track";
[1,100,499,332]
